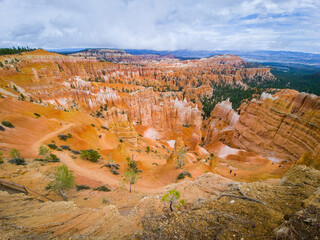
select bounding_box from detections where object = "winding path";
[31,122,76,154]
[30,121,164,193]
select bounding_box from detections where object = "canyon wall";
[232,90,320,162]
[205,99,239,145]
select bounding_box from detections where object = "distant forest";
[0,47,36,55]
[251,63,320,96]
[201,63,320,118]
[201,84,266,118]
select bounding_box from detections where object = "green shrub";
[126,156,139,173]
[34,158,46,162]
[46,164,74,200]
[80,149,100,162]
[177,171,192,180]
[60,145,71,151]
[71,150,80,155]
[39,146,49,156]
[48,154,60,162]
[34,113,41,118]
[10,148,20,159]
[9,149,26,165]
[162,190,185,212]
[0,126,5,131]
[76,185,90,191]
[146,146,151,154]
[1,121,14,128]
[47,143,58,149]
[58,134,68,141]
[67,133,72,138]
[93,185,110,192]
[9,158,26,165]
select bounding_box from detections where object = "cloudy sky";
[0,0,319,53]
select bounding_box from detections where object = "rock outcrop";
[232,90,320,162]
[108,121,138,146]
[205,99,239,145]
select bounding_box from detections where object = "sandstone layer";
[232,90,320,162]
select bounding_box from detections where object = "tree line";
[0,47,36,55]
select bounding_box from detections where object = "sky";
[0,0,319,53]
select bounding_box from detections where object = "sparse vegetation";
[176,148,187,169]
[60,145,71,151]
[177,171,192,180]
[126,155,139,173]
[162,190,185,212]
[124,169,138,193]
[8,157,26,165]
[80,149,101,162]
[19,93,25,101]
[67,133,72,138]
[0,126,5,131]
[46,164,74,200]
[94,185,111,192]
[146,146,151,154]
[58,134,68,141]
[39,146,59,162]
[71,150,81,155]
[47,143,58,149]
[34,113,41,118]
[1,121,14,128]
[76,184,90,191]
[39,146,49,157]
[48,154,60,162]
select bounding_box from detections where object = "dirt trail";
[31,122,76,154]
[58,152,165,193]
[28,120,165,193]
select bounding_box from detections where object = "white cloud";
[0,0,319,53]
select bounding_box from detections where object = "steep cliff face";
[232,90,320,162]
[205,99,239,145]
